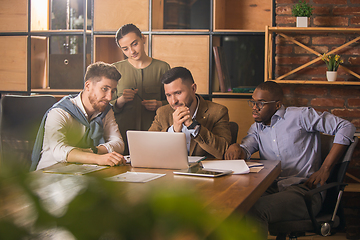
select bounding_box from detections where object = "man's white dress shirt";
[36,93,124,170]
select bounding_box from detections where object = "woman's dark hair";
[115,23,142,48]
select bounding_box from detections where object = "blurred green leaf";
[0,164,261,240]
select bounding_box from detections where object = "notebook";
[127,130,202,169]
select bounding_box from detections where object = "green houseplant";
[322,53,343,81]
[322,53,343,71]
[292,0,314,27]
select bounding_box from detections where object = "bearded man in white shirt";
[31,62,126,170]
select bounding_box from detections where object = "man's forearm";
[67,148,100,165]
[321,143,348,171]
[305,143,349,188]
[96,145,109,154]
[115,96,126,109]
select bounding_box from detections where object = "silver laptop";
[127,130,191,169]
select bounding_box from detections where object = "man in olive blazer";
[148,67,231,159]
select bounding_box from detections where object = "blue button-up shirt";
[241,106,355,190]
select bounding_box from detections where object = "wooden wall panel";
[31,0,49,31]
[152,0,164,30]
[0,0,28,32]
[212,98,260,158]
[94,35,149,64]
[152,35,209,94]
[31,36,47,89]
[94,36,125,64]
[0,36,27,91]
[212,98,253,142]
[214,0,272,31]
[214,0,226,31]
[94,0,149,32]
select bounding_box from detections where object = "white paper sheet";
[43,164,109,175]
[201,160,250,174]
[105,171,166,183]
[246,161,264,172]
[188,156,206,163]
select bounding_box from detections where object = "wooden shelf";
[91,1,272,96]
[213,29,267,33]
[273,80,360,85]
[30,88,83,93]
[265,26,360,85]
[1,0,273,95]
[150,29,210,33]
[212,92,253,96]
[267,27,360,34]
[345,183,360,193]
[30,30,91,34]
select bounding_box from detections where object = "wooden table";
[0,160,280,238]
[52,160,279,217]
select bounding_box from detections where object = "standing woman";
[111,23,170,154]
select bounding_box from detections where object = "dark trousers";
[246,183,322,239]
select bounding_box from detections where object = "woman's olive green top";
[111,59,170,154]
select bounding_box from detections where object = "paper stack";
[201,160,264,174]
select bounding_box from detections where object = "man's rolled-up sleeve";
[101,109,125,154]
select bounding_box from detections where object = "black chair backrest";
[0,95,57,171]
[229,121,239,144]
[320,134,358,215]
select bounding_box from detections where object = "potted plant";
[291,0,314,27]
[322,53,343,81]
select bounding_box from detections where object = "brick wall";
[275,1,360,80]
[275,1,360,238]
[275,0,360,127]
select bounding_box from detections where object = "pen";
[131,88,144,101]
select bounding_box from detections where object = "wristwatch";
[187,119,200,130]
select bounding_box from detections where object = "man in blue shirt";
[225,81,355,238]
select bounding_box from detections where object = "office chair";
[229,121,239,144]
[269,134,358,240]
[0,95,57,172]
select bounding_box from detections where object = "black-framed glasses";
[247,100,277,110]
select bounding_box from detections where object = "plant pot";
[326,71,337,82]
[296,17,308,27]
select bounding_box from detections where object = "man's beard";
[173,97,193,109]
[89,93,108,112]
[185,98,193,108]
[252,110,262,123]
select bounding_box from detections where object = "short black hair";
[256,81,284,101]
[115,23,142,48]
[161,67,194,85]
[84,62,121,83]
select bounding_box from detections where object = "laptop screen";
[127,131,190,169]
